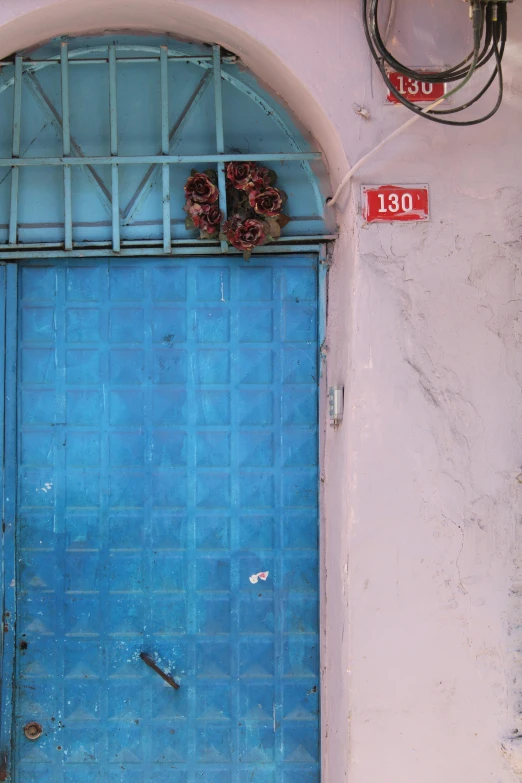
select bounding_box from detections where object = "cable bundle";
[363,0,508,125]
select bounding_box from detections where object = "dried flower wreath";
[184,162,290,260]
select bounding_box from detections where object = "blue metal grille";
[7,255,320,782]
[0,36,329,258]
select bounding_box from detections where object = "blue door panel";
[9,256,319,782]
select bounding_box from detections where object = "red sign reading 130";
[362,185,430,223]
[386,71,446,104]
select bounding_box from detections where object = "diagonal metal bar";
[24,72,113,217]
[122,69,211,225]
[221,70,324,218]
[0,45,232,101]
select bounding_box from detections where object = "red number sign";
[362,185,429,223]
[386,71,446,104]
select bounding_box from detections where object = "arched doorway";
[0,34,327,782]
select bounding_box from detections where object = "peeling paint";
[249,571,269,584]
[36,482,52,494]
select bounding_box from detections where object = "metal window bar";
[123,70,212,226]
[0,153,320,167]
[0,48,227,101]
[0,44,327,256]
[0,243,327,260]
[0,55,238,67]
[0,235,336,253]
[61,42,72,250]
[8,56,22,245]
[213,44,228,253]
[160,46,171,254]
[0,45,324,217]
[2,234,335,249]
[25,72,113,218]
[221,69,324,215]
[109,45,120,252]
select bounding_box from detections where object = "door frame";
[1,263,18,779]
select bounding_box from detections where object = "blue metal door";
[5,255,320,782]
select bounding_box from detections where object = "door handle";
[140,652,180,690]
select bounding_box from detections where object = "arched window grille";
[0,35,330,258]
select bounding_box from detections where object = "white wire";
[329,1,490,209]
[384,0,396,44]
[327,95,447,209]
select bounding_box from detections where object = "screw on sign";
[386,71,446,104]
[362,185,429,223]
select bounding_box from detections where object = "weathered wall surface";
[1,1,522,782]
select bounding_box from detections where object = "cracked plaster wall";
[0,1,522,782]
[344,219,522,782]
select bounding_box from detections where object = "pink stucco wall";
[2,1,522,781]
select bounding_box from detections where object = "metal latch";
[329,386,344,426]
[140,652,180,690]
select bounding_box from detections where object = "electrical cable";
[422,19,504,116]
[328,2,507,209]
[363,0,507,126]
[368,0,494,82]
[368,0,499,81]
[379,24,503,125]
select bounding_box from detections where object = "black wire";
[363,0,484,83]
[431,11,505,115]
[363,0,506,126]
[378,21,503,126]
[368,0,495,82]
[366,0,497,82]
[363,0,482,81]
[368,0,496,82]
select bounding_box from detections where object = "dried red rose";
[248,187,284,217]
[186,201,223,234]
[184,172,218,204]
[199,204,223,234]
[226,162,258,191]
[221,214,242,238]
[223,217,267,250]
[249,167,273,191]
